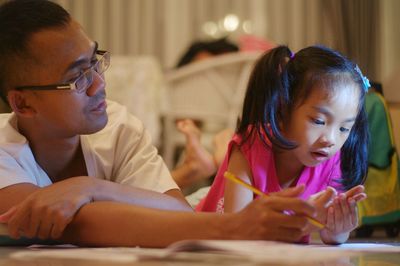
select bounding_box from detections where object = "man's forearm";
[63,201,227,247]
[92,178,192,211]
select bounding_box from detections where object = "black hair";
[237,45,369,190]
[0,0,71,104]
[370,81,383,95]
[176,38,239,68]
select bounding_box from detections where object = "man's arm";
[0,177,191,240]
[63,191,316,247]
[0,183,38,213]
[88,177,191,210]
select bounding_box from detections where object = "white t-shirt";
[0,100,178,193]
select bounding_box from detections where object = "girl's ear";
[7,90,37,117]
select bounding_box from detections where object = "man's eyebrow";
[312,106,356,123]
[64,42,98,73]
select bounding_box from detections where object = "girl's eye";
[340,127,350,133]
[312,118,325,125]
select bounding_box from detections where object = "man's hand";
[229,186,317,242]
[0,176,96,240]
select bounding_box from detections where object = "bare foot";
[213,128,234,167]
[176,119,217,184]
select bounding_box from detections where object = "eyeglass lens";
[76,52,109,93]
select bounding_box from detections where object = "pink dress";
[196,132,343,213]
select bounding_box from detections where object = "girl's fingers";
[317,188,336,208]
[348,198,358,227]
[326,206,335,230]
[350,193,367,203]
[344,185,364,198]
[339,194,352,229]
[333,198,343,232]
[339,194,349,215]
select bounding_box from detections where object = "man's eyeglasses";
[15,50,110,94]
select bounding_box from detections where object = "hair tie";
[289,51,295,60]
[354,65,370,92]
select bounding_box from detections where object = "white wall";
[2,0,398,100]
[53,0,333,69]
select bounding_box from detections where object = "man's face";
[14,20,108,138]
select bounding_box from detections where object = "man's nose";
[86,71,106,97]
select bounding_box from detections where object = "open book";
[9,239,400,264]
[0,224,60,246]
[5,224,400,265]
[166,239,400,264]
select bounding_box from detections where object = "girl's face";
[282,82,360,167]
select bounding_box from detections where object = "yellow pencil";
[223,171,325,229]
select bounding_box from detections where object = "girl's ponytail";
[238,46,295,148]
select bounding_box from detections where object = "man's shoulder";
[0,112,13,129]
[0,113,26,145]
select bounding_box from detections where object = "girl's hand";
[307,187,337,229]
[341,185,367,203]
[320,187,367,244]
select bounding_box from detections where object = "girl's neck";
[273,147,304,189]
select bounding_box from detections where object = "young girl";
[196,45,369,244]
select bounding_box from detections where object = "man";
[0,0,317,247]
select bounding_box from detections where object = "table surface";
[1,240,399,266]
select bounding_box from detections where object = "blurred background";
[49,0,399,94]
[42,0,399,156]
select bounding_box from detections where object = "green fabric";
[358,92,400,224]
[365,92,393,168]
[361,210,400,225]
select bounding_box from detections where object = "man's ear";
[7,90,37,117]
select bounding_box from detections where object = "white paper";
[9,240,400,265]
[167,240,353,264]
[312,242,400,252]
[167,240,400,264]
[11,247,140,263]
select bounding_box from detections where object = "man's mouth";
[90,100,107,112]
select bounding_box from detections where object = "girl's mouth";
[311,151,329,161]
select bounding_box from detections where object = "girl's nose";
[320,130,335,147]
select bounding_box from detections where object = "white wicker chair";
[105,56,164,147]
[162,52,261,168]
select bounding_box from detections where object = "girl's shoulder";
[234,125,272,146]
[229,131,272,164]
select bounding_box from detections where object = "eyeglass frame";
[14,50,110,94]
